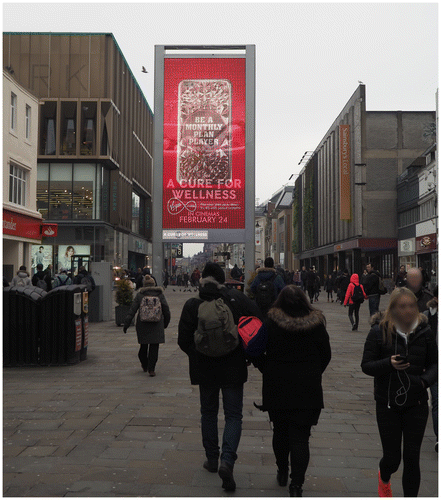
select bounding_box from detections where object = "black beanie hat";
[202,261,225,284]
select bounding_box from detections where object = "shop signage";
[163,230,208,240]
[416,233,437,253]
[255,227,261,246]
[162,57,246,230]
[339,124,351,220]
[399,238,415,255]
[75,318,82,352]
[3,209,57,239]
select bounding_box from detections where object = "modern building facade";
[3,33,153,276]
[3,69,46,281]
[397,143,437,288]
[293,84,436,279]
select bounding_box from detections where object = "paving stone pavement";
[3,289,438,497]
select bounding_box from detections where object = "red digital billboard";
[163,58,246,229]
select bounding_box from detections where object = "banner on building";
[339,124,351,220]
[162,57,246,230]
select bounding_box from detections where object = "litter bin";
[22,286,46,365]
[3,286,12,366]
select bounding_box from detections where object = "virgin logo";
[167,198,197,215]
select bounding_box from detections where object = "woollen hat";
[202,262,225,284]
[142,275,156,287]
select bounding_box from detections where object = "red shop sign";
[3,210,58,239]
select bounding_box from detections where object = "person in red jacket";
[344,273,368,331]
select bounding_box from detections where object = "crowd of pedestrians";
[6,258,436,497]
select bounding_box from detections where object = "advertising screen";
[163,58,246,229]
[31,244,53,271]
[58,245,91,274]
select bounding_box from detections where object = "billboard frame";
[152,45,256,287]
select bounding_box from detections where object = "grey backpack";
[194,298,239,357]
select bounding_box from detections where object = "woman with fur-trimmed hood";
[123,275,170,376]
[256,285,331,497]
[361,287,437,497]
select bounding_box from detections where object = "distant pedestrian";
[32,263,51,291]
[314,273,321,302]
[395,265,407,288]
[11,266,32,287]
[343,274,368,331]
[364,263,383,316]
[305,267,316,303]
[73,266,96,293]
[178,262,262,492]
[253,285,331,497]
[361,287,437,497]
[250,257,286,316]
[325,274,334,302]
[123,275,170,376]
[300,266,307,292]
[52,268,72,288]
[231,264,242,280]
[336,269,350,305]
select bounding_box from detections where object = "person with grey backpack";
[178,262,262,493]
[123,275,170,376]
[52,268,72,288]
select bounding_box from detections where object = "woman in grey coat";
[123,275,171,376]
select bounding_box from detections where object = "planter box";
[115,304,134,326]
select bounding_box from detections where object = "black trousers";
[348,302,361,328]
[376,402,429,497]
[271,411,319,486]
[138,343,159,371]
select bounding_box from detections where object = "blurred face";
[366,264,372,273]
[394,294,419,329]
[406,271,422,293]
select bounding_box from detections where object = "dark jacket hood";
[267,307,325,332]
[350,274,360,286]
[199,276,225,301]
[257,267,276,274]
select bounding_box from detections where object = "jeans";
[199,384,243,466]
[430,382,438,440]
[348,303,361,329]
[368,294,381,317]
[272,417,312,486]
[376,402,429,497]
[138,343,159,371]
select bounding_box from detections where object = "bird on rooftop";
[142,66,148,73]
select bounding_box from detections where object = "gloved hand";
[123,326,128,334]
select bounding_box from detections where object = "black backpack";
[255,273,277,312]
[352,284,364,304]
[80,275,94,292]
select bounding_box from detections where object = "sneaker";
[203,459,218,473]
[218,461,236,492]
[148,371,156,377]
[378,470,392,497]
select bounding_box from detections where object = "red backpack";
[237,316,267,357]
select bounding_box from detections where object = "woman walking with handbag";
[123,275,170,376]
[254,285,331,496]
[361,287,437,497]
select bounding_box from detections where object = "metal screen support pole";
[152,45,165,282]
[244,45,256,294]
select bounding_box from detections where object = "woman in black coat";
[361,287,437,497]
[123,275,170,376]
[256,285,331,497]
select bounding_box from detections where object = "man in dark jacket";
[73,266,96,292]
[364,263,382,317]
[300,266,308,291]
[178,262,261,492]
[250,257,286,315]
[406,267,434,313]
[31,263,52,291]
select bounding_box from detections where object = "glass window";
[37,163,49,218]
[40,101,57,155]
[25,105,31,140]
[49,163,73,219]
[9,163,27,206]
[11,93,17,131]
[132,192,140,234]
[61,102,77,155]
[80,103,97,155]
[73,164,95,220]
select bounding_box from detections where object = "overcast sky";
[3,1,438,206]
